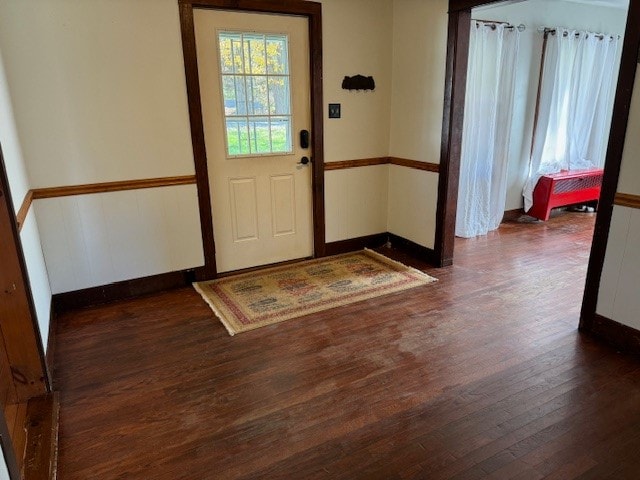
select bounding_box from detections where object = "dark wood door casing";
[0,147,50,400]
[178,0,325,280]
[0,144,51,479]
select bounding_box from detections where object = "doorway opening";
[439,0,640,329]
[456,0,627,241]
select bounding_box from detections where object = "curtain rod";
[473,19,526,32]
[540,27,619,40]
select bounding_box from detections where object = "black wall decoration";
[342,75,375,91]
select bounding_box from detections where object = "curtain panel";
[523,28,619,211]
[456,21,520,238]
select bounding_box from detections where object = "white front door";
[193,9,313,273]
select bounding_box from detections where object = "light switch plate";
[328,103,341,119]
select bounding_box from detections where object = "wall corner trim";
[323,156,440,172]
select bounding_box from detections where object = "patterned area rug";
[194,249,437,336]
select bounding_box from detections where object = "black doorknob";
[298,156,310,165]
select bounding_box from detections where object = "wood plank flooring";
[53,212,640,479]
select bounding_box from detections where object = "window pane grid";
[218,31,292,157]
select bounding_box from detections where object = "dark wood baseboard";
[581,313,640,355]
[387,233,438,265]
[23,393,59,480]
[324,233,388,256]
[502,208,525,223]
[53,233,440,314]
[53,269,196,314]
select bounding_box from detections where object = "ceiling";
[554,0,628,8]
[475,0,629,12]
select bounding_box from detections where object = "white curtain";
[523,28,619,211]
[456,22,520,238]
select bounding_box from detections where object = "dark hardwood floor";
[53,212,640,479]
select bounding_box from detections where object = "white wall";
[597,69,640,329]
[325,166,389,242]
[474,0,628,210]
[36,186,203,294]
[0,0,204,293]
[320,0,394,242]
[0,0,196,187]
[0,46,51,349]
[0,0,401,280]
[0,0,449,290]
[320,0,393,163]
[387,0,448,248]
[0,447,9,480]
[387,165,439,248]
[389,0,448,163]
[323,0,449,247]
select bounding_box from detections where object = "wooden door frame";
[0,144,51,479]
[178,0,324,280]
[0,147,50,394]
[439,0,640,329]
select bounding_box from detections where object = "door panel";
[229,177,259,242]
[194,9,313,273]
[270,174,296,237]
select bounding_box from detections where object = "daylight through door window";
[217,32,292,157]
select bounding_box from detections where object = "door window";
[217,32,293,157]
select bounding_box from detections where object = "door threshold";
[217,256,314,278]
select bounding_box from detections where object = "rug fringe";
[193,282,237,336]
[363,248,438,283]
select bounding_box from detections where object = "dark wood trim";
[324,232,437,265]
[31,175,196,199]
[179,3,218,281]
[180,0,320,15]
[448,0,527,12]
[0,145,51,398]
[583,313,640,355]
[16,176,197,231]
[614,192,640,209]
[324,157,440,172]
[324,158,388,171]
[388,233,439,266]
[581,0,640,332]
[502,208,525,223]
[308,2,326,258]
[324,233,388,256]
[435,8,471,268]
[23,393,59,480]
[52,269,196,314]
[52,229,437,313]
[178,0,325,270]
[389,157,440,173]
[16,190,33,232]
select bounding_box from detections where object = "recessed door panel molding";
[229,177,259,243]
[194,9,313,273]
[270,174,296,237]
